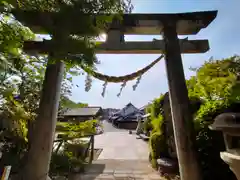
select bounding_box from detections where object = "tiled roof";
[63,107,102,116]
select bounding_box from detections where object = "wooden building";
[112,103,144,130]
[59,107,103,122]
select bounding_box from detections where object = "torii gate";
[12,10,217,180]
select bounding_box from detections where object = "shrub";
[146,93,237,179]
[194,100,237,180]
[56,119,99,139]
[50,139,89,176]
[51,120,97,176]
[146,56,240,179]
[64,142,89,160]
[146,94,164,119]
[142,117,152,135]
[144,94,165,136]
[149,131,167,169]
[147,111,168,167]
[151,115,163,134]
[145,94,168,168]
[56,119,98,134]
[50,151,84,177]
[0,130,28,174]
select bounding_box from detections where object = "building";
[101,108,120,119]
[59,106,103,122]
[139,104,150,114]
[112,103,145,130]
[115,103,139,116]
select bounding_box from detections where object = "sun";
[98,33,107,42]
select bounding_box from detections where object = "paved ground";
[101,120,125,132]
[95,131,149,160]
[71,120,163,180]
[96,120,149,160]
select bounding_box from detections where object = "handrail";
[83,135,94,164]
[89,135,94,164]
[54,134,94,142]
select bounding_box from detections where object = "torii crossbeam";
[12,9,218,180]
[22,39,209,54]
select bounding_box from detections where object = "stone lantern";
[209,113,240,179]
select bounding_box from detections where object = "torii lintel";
[11,10,217,36]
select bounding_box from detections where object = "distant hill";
[59,96,88,114]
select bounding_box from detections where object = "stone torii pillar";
[162,21,201,180]
[23,58,64,180]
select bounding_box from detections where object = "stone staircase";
[70,159,165,180]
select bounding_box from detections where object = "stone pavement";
[95,132,149,160]
[70,121,164,180]
[71,160,164,180]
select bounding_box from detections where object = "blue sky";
[69,0,240,109]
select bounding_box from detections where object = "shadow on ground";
[69,163,106,180]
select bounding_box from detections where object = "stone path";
[71,160,164,179]
[71,121,164,180]
[95,131,149,160]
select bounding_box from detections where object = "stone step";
[69,160,164,180]
[76,173,164,180]
[85,159,155,173]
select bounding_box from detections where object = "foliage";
[187,56,240,179]
[150,115,164,134]
[51,120,99,176]
[149,131,167,169]
[187,55,240,101]
[58,96,88,116]
[0,0,128,174]
[0,130,28,173]
[146,94,164,119]
[0,12,37,174]
[149,132,160,168]
[193,100,238,180]
[0,12,34,54]
[52,120,99,176]
[146,56,240,179]
[9,0,133,13]
[0,0,134,179]
[59,96,88,109]
[56,119,99,137]
[64,142,88,159]
[2,0,133,69]
[2,0,137,97]
[142,117,152,136]
[144,94,167,168]
[50,150,84,177]
[145,94,164,132]
[0,13,41,146]
[144,94,164,134]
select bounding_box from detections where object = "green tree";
[188,55,240,180]
[145,55,240,179]
[187,55,240,101]
[59,96,88,110]
[0,8,77,179]
[147,56,240,179]
[1,1,133,180]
